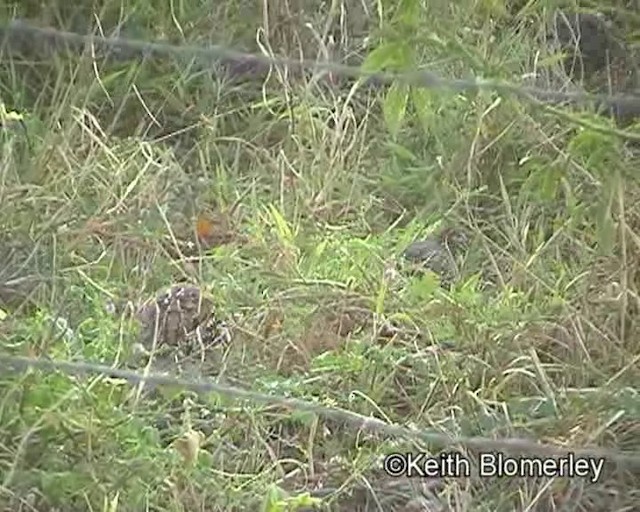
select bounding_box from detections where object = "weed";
[1,1,639,511]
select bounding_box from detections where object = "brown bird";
[135,283,230,353]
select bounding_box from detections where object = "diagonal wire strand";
[1,354,639,470]
[1,20,640,117]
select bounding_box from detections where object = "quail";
[402,228,468,286]
[135,283,230,353]
[551,12,632,86]
[548,11,640,123]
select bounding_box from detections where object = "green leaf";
[0,102,23,122]
[538,167,561,202]
[361,42,411,72]
[362,43,399,72]
[261,485,288,512]
[595,174,617,254]
[261,485,322,512]
[385,141,417,161]
[383,83,410,138]
[411,87,434,134]
[290,409,317,426]
[285,493,322,510]
[521,159,562,203]
[393,0,421,28]
[567,128,620,171]
[408,272,440,301]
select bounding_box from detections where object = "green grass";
[1,0,639,510]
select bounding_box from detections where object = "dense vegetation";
[1,1,639,510]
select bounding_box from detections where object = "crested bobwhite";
[548,11,640,123]
[402,228,468,286]
[135,283,231,352]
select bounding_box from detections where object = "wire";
[1,354,639,470]
[1,20,640,117]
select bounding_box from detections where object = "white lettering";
[477,452,606,481]
[479,453,497,476]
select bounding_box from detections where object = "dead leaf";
[173,429,205,466]
[262,308,284,338]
